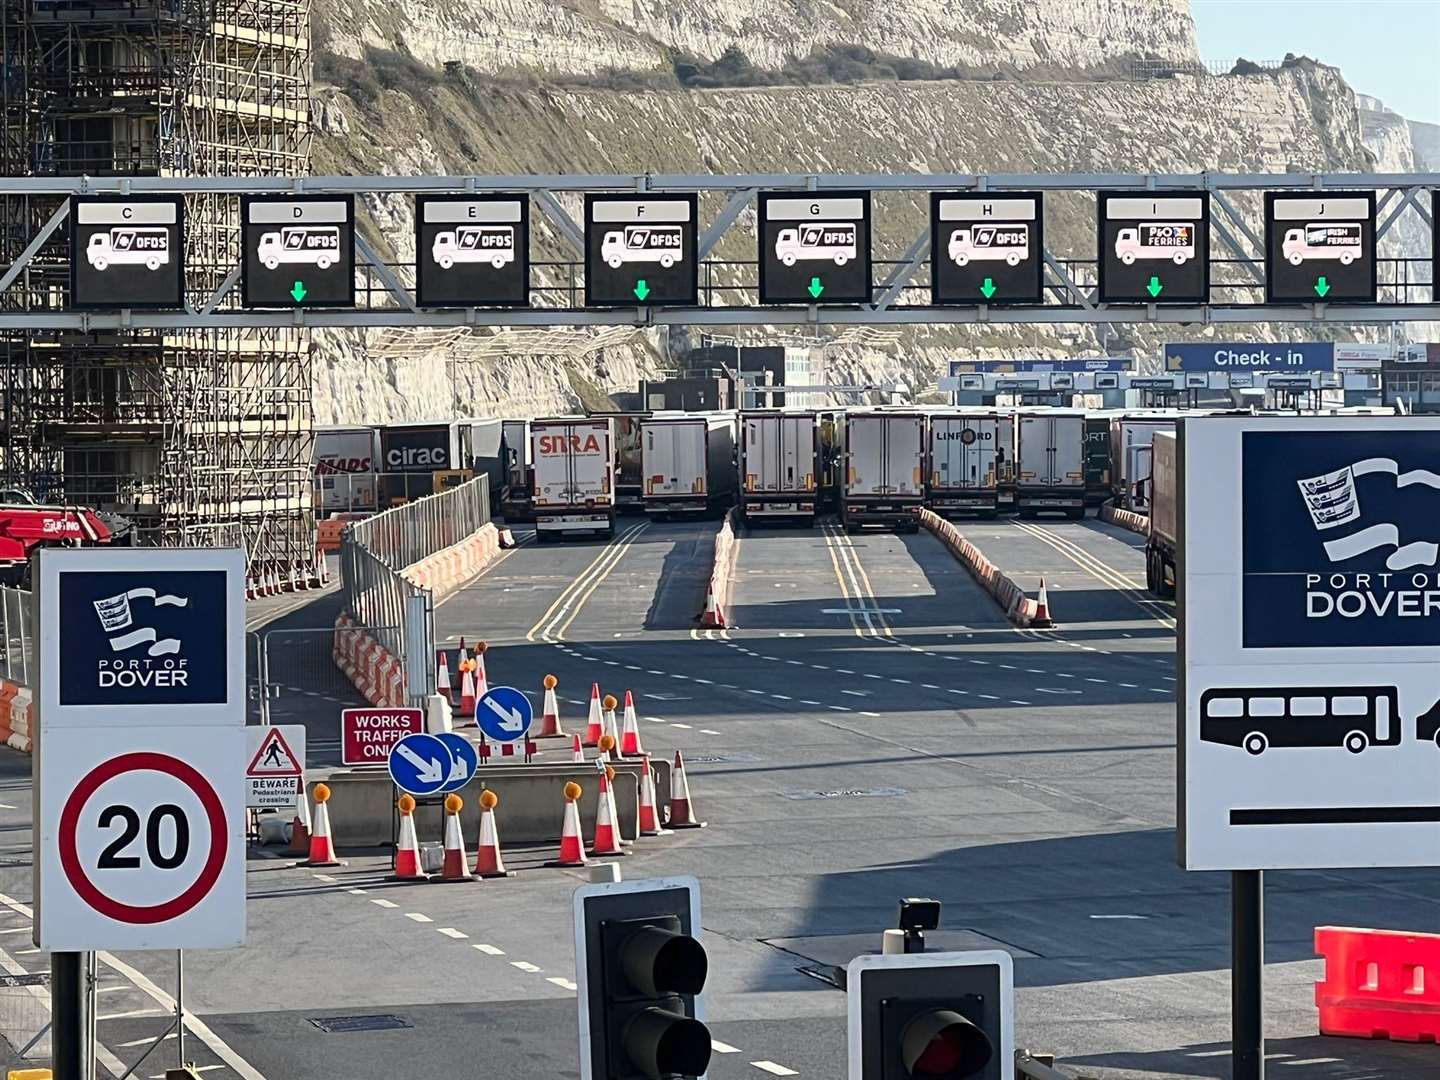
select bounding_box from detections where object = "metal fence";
[339,474,490,699]
[0,587,33,685]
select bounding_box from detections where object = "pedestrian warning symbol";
[245,725,306,808]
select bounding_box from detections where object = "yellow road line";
[549,523,651,641]
[1009,519,1174,630]
[525,522,649,642]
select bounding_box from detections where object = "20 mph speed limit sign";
[38,726,245,949]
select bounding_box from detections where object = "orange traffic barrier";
[1316,926,1440,1041]
[316,518,346,553]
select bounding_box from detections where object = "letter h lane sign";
[34,547,247,951]
[341,707,425,766]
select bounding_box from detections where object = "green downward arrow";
[807,276,824,299]
[979,277,997,300]
[290,280,307,301]
[1314,276,1331,298]
[633,279,651,301]
[1146,275,1163,298]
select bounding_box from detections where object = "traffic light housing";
[847,950,1013,1080]
[575,875,711,1080]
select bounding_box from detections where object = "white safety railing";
[0,586,34,685]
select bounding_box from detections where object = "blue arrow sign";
[388,732,456,796]
[436,732,479,793]
[477,685,533,744]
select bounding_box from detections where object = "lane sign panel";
[1264,191,1376,304]
[1098,191,1209,304]
[341,707,424,766]
[415,194,528,308]
[245,725,306,809]
[388,732,456,796]
[241,194,355,308]
[69,196,184,310]
[931,192,1043,305]
[584,195,698,307]
[436,732,479,793]
[38,726,246,950]
[758,192,872,305]
[477,685,533,744]
[1179,416,1440,872]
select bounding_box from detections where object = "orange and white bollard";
[437,650,453,705]
[590,766,626,857]
[549,782,589,867]
[390,794,429,881]
[619,690,644,758]
[438,793,476,882]
[458,663,477,717]
[473,641,490,698]
[289,792,312,856]
[601,695,620,750]
[299,783,347,866]
[571,733,585,763]
[538,674,565,737]
[667,750,706,829]
[473,790,512,878]
[637,754,666,837]
[584,683,604,746]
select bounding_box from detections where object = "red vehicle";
[0,490,134,585]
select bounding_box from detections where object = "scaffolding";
[0,0,312,575]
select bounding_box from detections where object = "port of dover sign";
[1178,416,1440,872]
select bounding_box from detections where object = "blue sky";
[1190,0,1440,124]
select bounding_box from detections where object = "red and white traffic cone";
[436,650,452,705]
[538,674,565,737]
[571,733,585,763]
[458,664,476,718]
[438,794,476,882]
[619,690,644,758]
[637,754,666,837]
[390,795,429,881]
[1033,578,1053,628]
[667,750,706,829]
[548,782,589,867]
[298,783,347,865]
[584,683,604,747]
[602,695,620,750]
[590,767,627,857]
[473,790,512,878]
[473,641,490,698]
[288,792,312,856]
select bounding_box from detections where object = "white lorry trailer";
[1110,415,1176,511]
[739,410,821,525]
[530,417,617,540]
[839,411,926,532]
[640,413,737,517]
[1015,410,1087,517]
[1145,430,1178,597]
[314,425,380,514]
[928,411,1002,517]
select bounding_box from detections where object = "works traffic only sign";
[69,195,184,310]
[245,725,306,809]
[1178,416,1440,871]
[341,707,424,765]
[930,192,1043,305]
[476,685,533,743]
[415,194,529,308]
[758,191,872,305]
[241,194,356,309]
[1097,191,1209,305]
[584,194,698,307]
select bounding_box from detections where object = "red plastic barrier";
[1315,926,1440,1043]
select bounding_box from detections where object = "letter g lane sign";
[35,548,246,950]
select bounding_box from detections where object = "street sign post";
[476,685,533,743]
[415,194,529,308]
[69,196,185,310]
[341,707,425,765]
[1177,415,1440,1080]
[1097,191,1209,304]
[758,191,872,305]
[387,732,456,796]
[241,194,356,308]
[245,725,306,809]
[35,547,247,951]
[436,732,478,793]
[1264,191,1376,304]
[930,192,1043,306]
[584,194,698,307]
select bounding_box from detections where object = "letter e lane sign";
[341,707,425,766]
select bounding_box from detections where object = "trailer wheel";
[1159,559,1176,600]
[1067,507,1086,520]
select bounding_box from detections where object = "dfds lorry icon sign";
[1242,431,1440,649]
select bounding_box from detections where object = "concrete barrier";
[1099,501,1149,536]
[918,508,1046,628]
[402,522,502,601]
[700,508,741,628]
[0,680,33,753]
[306,758,672,848]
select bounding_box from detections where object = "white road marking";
[828,705,852,712]
[890,678,911,685]
[97,1007,168,1021]
[547,976,578,990]
[474,944,505,956]
[862,673,883,680]
[646,717,667,723]
[977,694,999,701]
[800,699,822,706]
[437,927,469,939]
[700,729,721,735]
[860,711,881,718]
[371,898,398,909]
[1009,700,1032,706]
[406,912,433,923]
[118,1032,177,1047]
[694,678,714,684]
[1120,683,1138,689]
[511,961,542,972]
[670,723,693,729]
[1085,678,1106,684]
[947,689,968,695]
[841,690,867,697]
[771,694,792,701]
[751,1062,799,1076]
[836,669,855,675]
[711,1040,741,1054]
[921,684,940,690]
[1090,914,1149,920]
[347,888,368,895]
[312,874,337,883]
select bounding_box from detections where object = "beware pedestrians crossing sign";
[388,732,456,796]
[245,725,305,808]
[477,686,532,743]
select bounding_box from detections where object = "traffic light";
[847,951,1014,1080]
[575,875,712,1080]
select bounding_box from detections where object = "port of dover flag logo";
[1243,430,1440,649]
[59,569,228,706]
